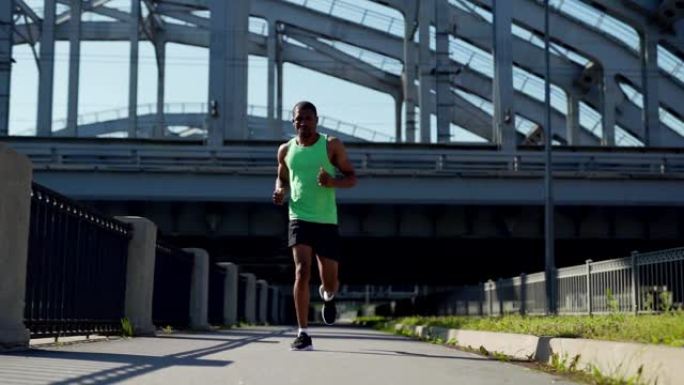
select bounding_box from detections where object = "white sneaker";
[318,285,335,301]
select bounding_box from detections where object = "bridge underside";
[82,200,684,285]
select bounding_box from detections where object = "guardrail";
[24,183,132,338]
[7,139,684,178]
[421,246,684,316]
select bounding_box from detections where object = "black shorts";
[288,220,341,261]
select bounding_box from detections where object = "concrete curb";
[395,324,684,385]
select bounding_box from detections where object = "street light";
[543,0,557,315]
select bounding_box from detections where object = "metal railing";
[422,247,684,316]
[152,241,193,328]
[24,183,132,338]
[9,139,684,177]
[208,264,226,326]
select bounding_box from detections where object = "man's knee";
[294,262,311,282]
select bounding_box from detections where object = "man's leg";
[292,245,313,329]
[316,255,339,296]
[317,255,339,325]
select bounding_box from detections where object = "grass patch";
[385,312,684,347]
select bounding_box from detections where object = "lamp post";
[543,0,556,315]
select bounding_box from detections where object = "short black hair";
[293,101,317,117]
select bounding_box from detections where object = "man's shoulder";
[278,141,292,159]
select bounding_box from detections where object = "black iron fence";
[208,264,226,326]
[152,241,193,328]
[25,183,131,338]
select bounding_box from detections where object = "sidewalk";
[0,326,579,385]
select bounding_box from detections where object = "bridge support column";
[116,216,157,336]
[394,95,402,142]
[241,273,257,324]
[154,36,166,138]
[435,0,452,143]
[257,279,268,324]
[0,0,13,136]
[492,0,516,151]
[267,19,282,139]
[208,0,249,145]
[269,286,280,324]
[566,95,580,145]
[601,73,618,146]
[418,0,433,143]
[37,0,56,136]
[66,0,82,136]
[0,145,32,350]
[641,30,662,147]
[128,0,140,138]
[403,3,417,142]
[185,248,211,330]
[218,262,239,325]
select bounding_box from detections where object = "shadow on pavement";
[0,329,288,385]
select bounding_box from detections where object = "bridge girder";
[6,0,684,147]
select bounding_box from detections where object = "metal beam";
[207,0,248,144]
[403,2,417,142]
[641,30,661,146]
[66,0,82,136]
[0,0,12,136]
[266,19,278,138]
[435,0,452,143]
[492,0,516,150]
[418,0,432,143]
[154,34,165,138]
[37,0,56,136]
[129,0,140,138]
[566,95,580,145]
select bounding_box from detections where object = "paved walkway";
[0,326,580,385]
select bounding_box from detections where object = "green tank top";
[285,134,338,224]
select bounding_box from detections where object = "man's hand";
[317,167,334,187]
[272,187,287,205]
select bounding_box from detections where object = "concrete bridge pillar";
[240,273,257,324]
[184,248,211,330]
[269,286,280,324]
[257,279,268,324]
[218,262,239,326]
[0,144,32,350]
[115,216,157,336]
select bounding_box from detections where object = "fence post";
[585,259,593,316]
[487,279,494,316]
[256,280,268,324]
[0,144,32,350]
[184,248,211,330]
[497,278,504,316]
[116,216,157,336]
[218,262,238,326]
[479,282,485,316]
[631,250,640,314]
[520,273,527,316]
[240,273,257,324]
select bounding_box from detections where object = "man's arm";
[273,144,289,205]
[319,138,357,188]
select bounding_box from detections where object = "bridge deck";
[0,326,579,385]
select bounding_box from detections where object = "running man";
[272,101,357,351]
